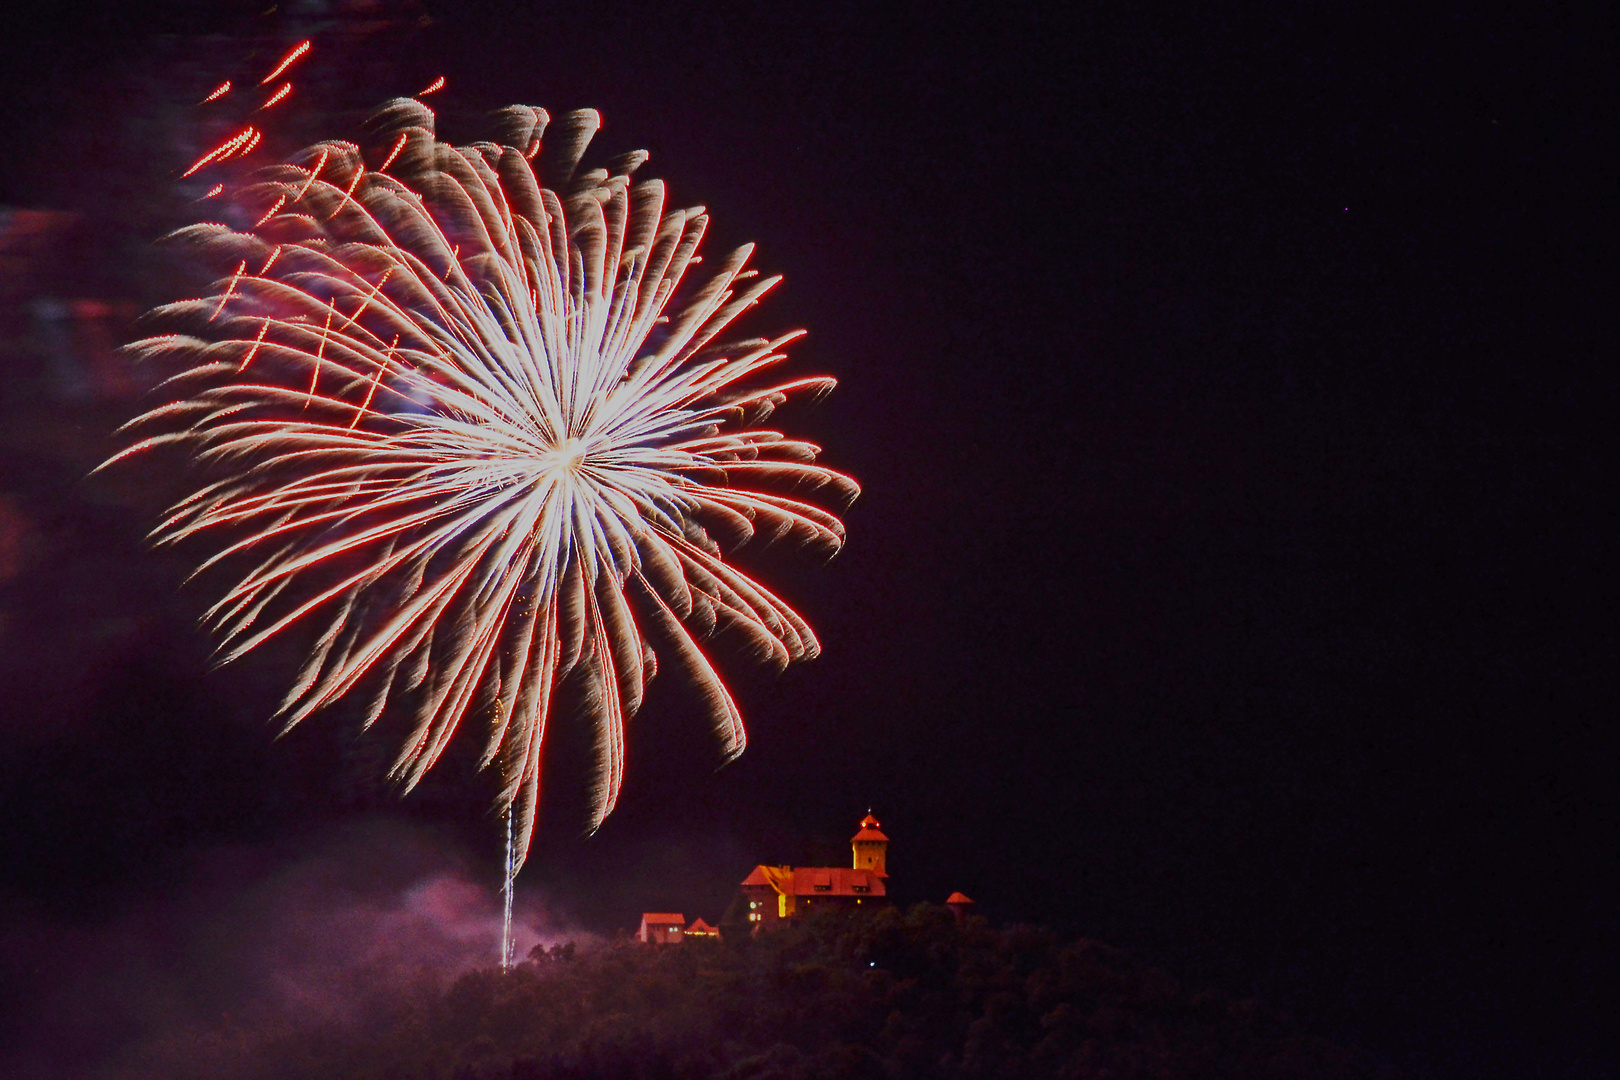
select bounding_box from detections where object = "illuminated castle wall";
[731,812,890,932]
[643,812,973,941]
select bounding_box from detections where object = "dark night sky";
[0,2,1611,1078]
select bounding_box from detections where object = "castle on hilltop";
[638,812,973,942]
[729,812,891,932]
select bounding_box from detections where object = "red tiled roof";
[852,813,888,843]
[945,892,975,905]
[685,918,718,934]
[741,864,792,889]
[789,866,886,897]
[640,913,685,925]
[740,864,888,898]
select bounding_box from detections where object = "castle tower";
[851,812,889,877]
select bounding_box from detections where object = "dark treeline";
[113,904,1405,1079]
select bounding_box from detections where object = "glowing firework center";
[106,96,857,880]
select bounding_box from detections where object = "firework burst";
[105,98,856,867]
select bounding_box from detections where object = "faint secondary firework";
[104,52,856,934]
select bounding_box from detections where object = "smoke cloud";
[0,817,585,1080]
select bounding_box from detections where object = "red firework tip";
[200,81,231,104]
[201,184,224,199]
[182,126,257,177]
[261,82,292,109]
[255,194,287,226]
[211,260,247,321]
[330,165,365,219]
[237,319,271,371]
[294,148,329,200]
[261,40,311,84]
[350,335,398,428]
[418,76,445,96]
[378,132,408,172]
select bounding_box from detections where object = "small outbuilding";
[637,912,686,944]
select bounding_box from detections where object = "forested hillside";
[115,905,1405,1079]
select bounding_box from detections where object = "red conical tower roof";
[852,812,888,843]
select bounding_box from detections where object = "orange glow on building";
[636,913,685,945]
[733,812,891,932]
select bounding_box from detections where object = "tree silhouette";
[112,905,1405,1080]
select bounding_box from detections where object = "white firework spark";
[105,99,857,867]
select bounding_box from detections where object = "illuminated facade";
[733,812,891,932]
[636,913,686,944]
